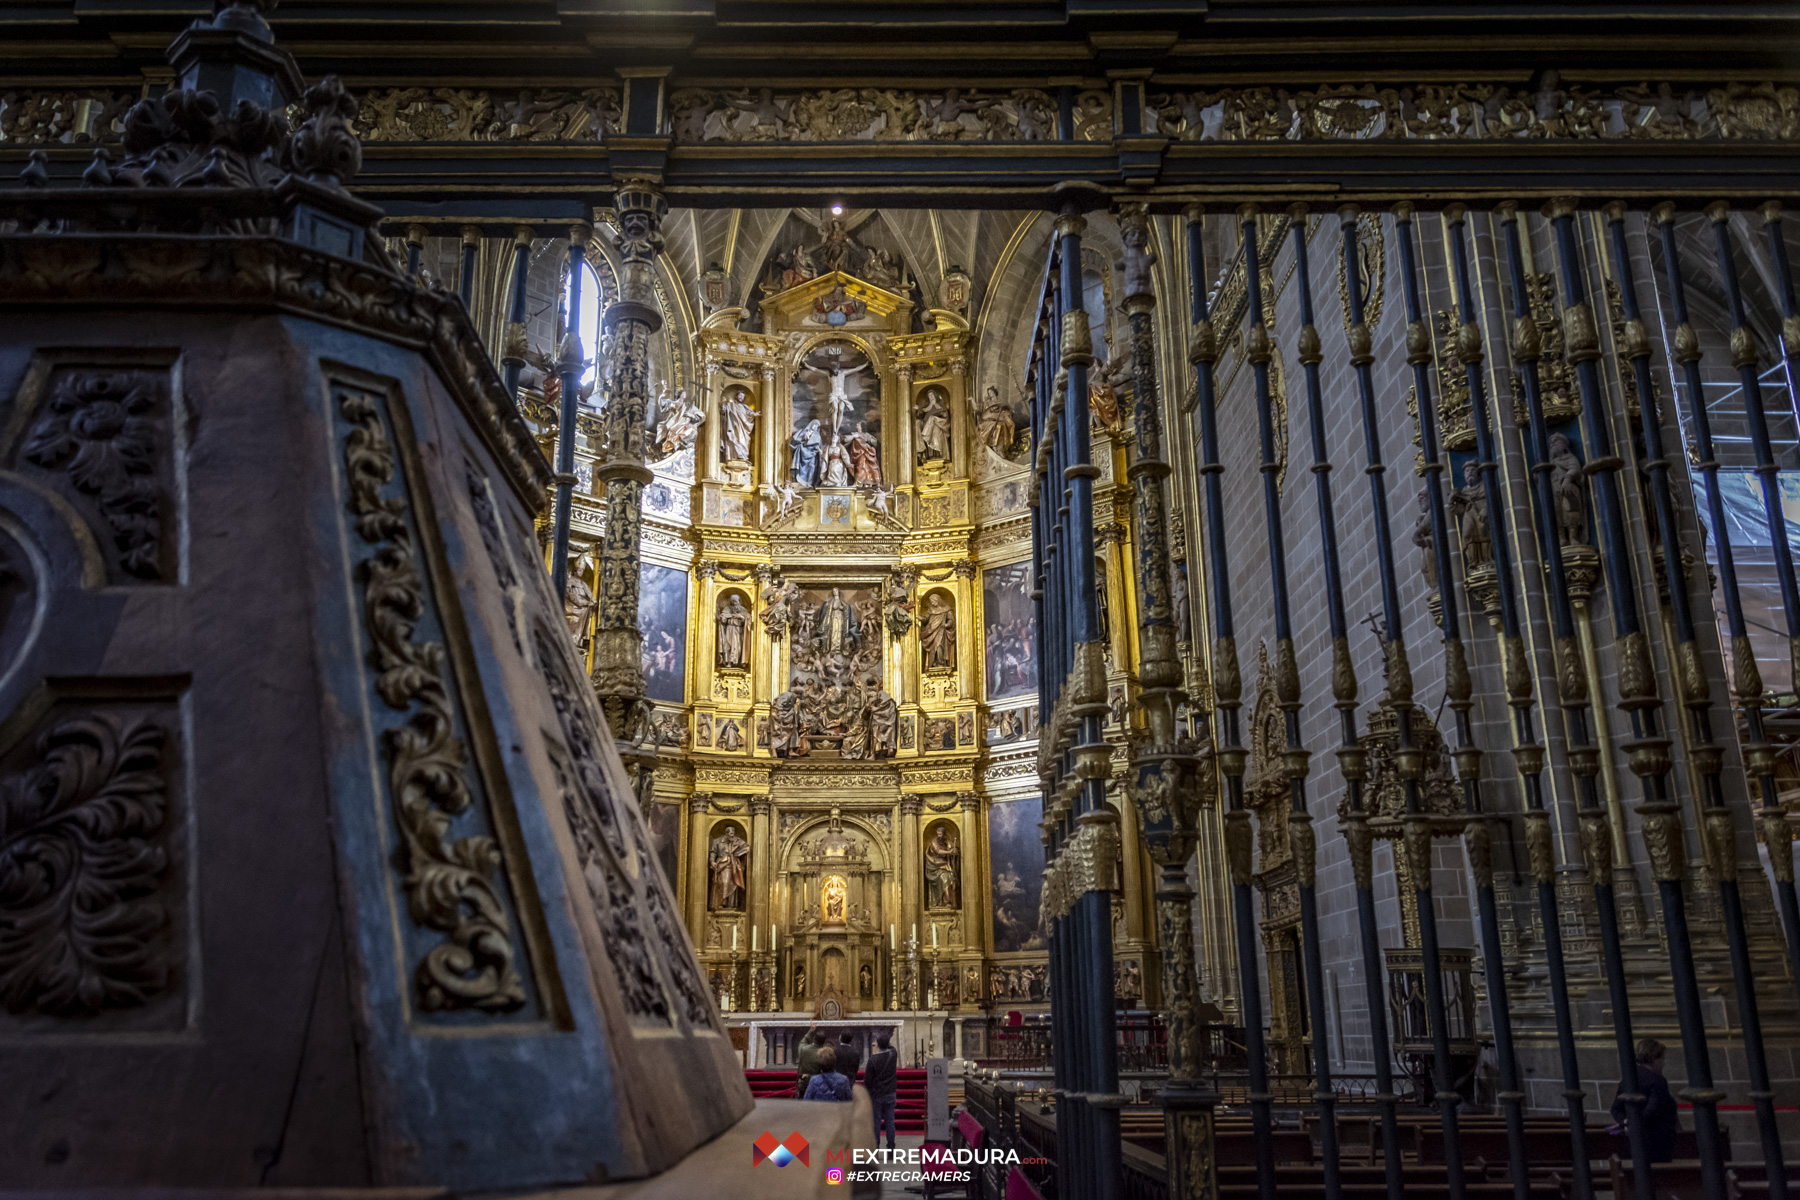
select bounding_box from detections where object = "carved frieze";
[666,87,1111,144]
[335,382,529,1015]
[352,87,620,142]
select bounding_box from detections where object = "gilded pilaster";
[748,794,772,949]
[896,363,915,486]
[957,791,984,956]
[700,361,723,483]
[900,794,924,985]
[687,791,714,943]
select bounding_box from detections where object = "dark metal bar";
[404,220,424,279]
[1441,205,1560,1200]
[1628,201,1783,1200]
[1391,203,1467,1200]
[551,223,587,603]
[1184,206,1277,1200]
[1752,200,1800,991]
[1267,203,1339,1200]
[1334,207,1405,1198]
[1497,202,1647,1200]
[1543,197,1727,1200]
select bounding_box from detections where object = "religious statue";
[1412,489,1438,590]
[920,591,956,671]
[780,242,817,290]
[721,387,756,465]
[822,875,847,923]
[770,689,805,758]
[790,418,823,487]
[846,422,881,485]
[863,246,900,289]
[1172,563,1192,644]
[761,577,799,637]
[793,598,820,645]
[563,551,595,649]
[651,386,704,460]
[1450,466,1493,571]
[1548,431,1587,545]
[793,962,806,998]
[924,823,960,909]
[761,477,803,523]
[818,587,860,654]
[883,571,915,636]
[859,963,873,998]
[819,215,855,274]
[841,699,872,759]
[822,437,853,487]
[718,719,744,752]
[870,686,899,757]
[716,592,751,669]
[1120,205,1159,297]
[1089,357,1125,429]
[868,483,896,521]
[915,387,951,463]
[978,385,1017,457]
[708,825,749,910]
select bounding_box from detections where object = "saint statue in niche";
[915,387,951,463]
[822,874,848,924]
[860,963,873,998]
[651,385,705,460]
[716,592,751,669]
[925,823,960,910]
[708,825,749,910]
[921,591,956,671]
[721,387,756,465]
[793,962,807,998]
[563,551,595,649]
[846,421,881,485]
[819,587,860,654]
[790,419,823,487]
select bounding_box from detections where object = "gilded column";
[953,558,978,702]
[896,364,916,486]
[696,559,720,683]
[900,793,923,1003]
[759,364,779,489]
[687,791,714,943]
[957,791,983,948]
[592,186,666,798]
[748,794,772,954]
[948,359,969,479]
[700,360,723,483]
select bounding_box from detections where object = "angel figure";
[867,482,897,521]
[761,477,803,523]
[978,385,1018,456]
[924,88,976,138]
[726,87,790,140]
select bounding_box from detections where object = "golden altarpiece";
[537,214,1173,1043]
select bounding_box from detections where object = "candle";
[890,924,896,950]
[752,925,758,953]
[732,925,738,951]
[932,924,938,949]
[772,924,777,952]
[912,923,917,945]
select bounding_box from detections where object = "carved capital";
[1578,809,1613,880]
[1347,322,1374,366]
[1704,808,1738,882]
[1344,813,1375,891]
[1463,819,1494,890]
[1524,810,1556,884]
[1406,320,1432,365]
[1224,808,1255,885]
[1731,325,1762,370]
[1289,814,1317,889]
[1762,812,1796,883]
[1190,317,1218,366]
[1297,325,1322,366]
[1639,805,1684,882]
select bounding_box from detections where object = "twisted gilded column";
[592,187,666,807]
[1117,203,1217,1200]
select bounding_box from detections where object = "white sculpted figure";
[721,388,756,465]
[716,592,751,669]
[916,387,951,462]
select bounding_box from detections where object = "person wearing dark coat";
[1611,1038,1681,1163]
[837,1033,860,1083]
[802,1045,853,1102]
[863,1032,899,1149]
[795,1028,823,1100]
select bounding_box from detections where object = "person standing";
[1610,1038,1680,1163]
[795,1028,822,1099]
[864,1032,899,1150]
[837,1032,860,1083]
[802,1045,852,1101]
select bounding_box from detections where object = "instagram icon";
[826,1169,845,1185]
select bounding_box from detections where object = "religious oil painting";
[789,339,882,491]
[983,561,1038,702]
[989,797,1046,953]
[639,562,689,702]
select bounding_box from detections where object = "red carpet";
[744,1067,928,1134]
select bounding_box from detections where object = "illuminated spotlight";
[830,203,844,215]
